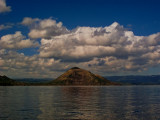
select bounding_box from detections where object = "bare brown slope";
[50,67,119,85]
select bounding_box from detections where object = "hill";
[50,67,119,85]
[0,75,25,86]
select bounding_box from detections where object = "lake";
[0,86,160,120]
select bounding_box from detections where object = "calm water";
[0,86,160,120]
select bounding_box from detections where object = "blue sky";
[0,0,160,78]
[1,0,160,35]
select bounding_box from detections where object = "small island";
[49,67,119,85]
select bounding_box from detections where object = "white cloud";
[0,51,62,78]
[0,31,39,49]
[0,24,12,31]
[29,29,47,39]
[21,17,69,39]
[21,17,40,26]
[0,0,11,13]
[37,22,160,73]
[1,21,160,77]
[38,22,136,59]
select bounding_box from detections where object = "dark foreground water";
[0,86,160,120]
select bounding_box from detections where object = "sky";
[0,0,160,78]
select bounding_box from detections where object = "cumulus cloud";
[0,0,11,13]
[39,22,138,60]
[21,17,69,39]
[0,31,39,49]
[0,50,63,78]
[21,17,40,26]
[38,22,160,73]
[1,20,160,77]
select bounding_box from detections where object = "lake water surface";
[0,86,160,120]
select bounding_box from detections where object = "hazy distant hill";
[50,67,119,85]
[16,78,52,83]
[106,75,160,85]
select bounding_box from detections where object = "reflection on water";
[0,86,160,120]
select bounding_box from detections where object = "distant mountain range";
[16,78,52,83]
[106,75,160,85]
